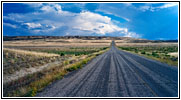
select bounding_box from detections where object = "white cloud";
[4,3,139,37]
[139,5,151,12]
[24,23,41,29]
[157,3,178,9]
[23,22,56,34]
[4,23,17,28]
[122,16,130,22]
[71,11,129,35]
[41,5,53,12]
[79,11,111,23]
[124,32,141,38]
[40,4,62,13]
[139,3,178,12]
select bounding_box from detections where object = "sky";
[3,2,178,40]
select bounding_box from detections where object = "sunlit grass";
[119,46,178,66]
[3,47,109,97]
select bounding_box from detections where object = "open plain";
[3,36,178,97]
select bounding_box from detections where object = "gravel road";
[36,41,178,97]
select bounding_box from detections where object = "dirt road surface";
[36,42,178,97]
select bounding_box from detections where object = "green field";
[119,46,178,66]
[25,47,108,56]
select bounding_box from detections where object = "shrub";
[101,47,108,50]
[60,52,65,56]
[66,65,77,72]
[170,57,178,61]
[135,50,138,53]
[75,53,81,56]
[147,53,151,56]
[141,51,146,54]
[63,60,69,65]
[152,52,159,58]
[165,54,170,57]
[66,57,92,72]
[31,87,37,97]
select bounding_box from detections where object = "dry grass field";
[4,39,111,48]
[3,48,60,83]
[3,38,110,97]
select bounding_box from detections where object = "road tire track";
[36,42,178,97]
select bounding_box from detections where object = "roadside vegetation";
[21,47,106,56]
[119,46,178,66]
[3,48,60,75]
[3,46,109,97]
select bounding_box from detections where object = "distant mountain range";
[3,36,178,43]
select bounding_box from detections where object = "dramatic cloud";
[72,11,128,35]
[3,3,178,39]
[3,3,138,37]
